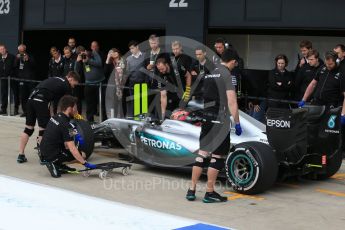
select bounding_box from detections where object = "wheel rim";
[230,154,254,185]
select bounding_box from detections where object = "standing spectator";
[105,48,125,118]
[190,46,213,100]
[0,44,19,115]
[91,41,107,120]
[294,49,322,101]
[334,44,345,75]
[16,44,36,117]
[295,40,313,73]
[62,46,76,76]
[73,46,86,113]
[67,37,77,58]
[125,40,146,116]
[48,47,64,78]
[91,41,106,65]
[75,48,105,122]
[268,54,293,108]
[171,41,192,104]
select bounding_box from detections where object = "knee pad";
[193,151,210,168]
[209,156,225,171]
[39,130,45,136]
[24,128,34,137]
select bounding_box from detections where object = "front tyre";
[225,141,278,195]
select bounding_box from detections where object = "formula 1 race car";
[90,101,343,194]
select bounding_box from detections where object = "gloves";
[235,123,242,136]
[182,86,191,102]
[74,113,84,120]
[341,115,345,126]
[84,162,97,169]
[75,133,85,146]
[298,100,305,108]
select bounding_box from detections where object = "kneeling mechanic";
[40,95,96,178]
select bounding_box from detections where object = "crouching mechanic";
[40,95,96,178]
[18,71,80,163]
[186,49,242,203]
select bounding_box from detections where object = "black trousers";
[19,82,33,113]
[43,149,75,164]
[84,84,99,122]
[1,78,20,111]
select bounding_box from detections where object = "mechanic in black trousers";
[40,95,96,178]
[299,51,345,159]
[18,71,80,163]
[299,51,345,115]
[0,44,19,115]
[186,49,242,203]
[155,57,190,119]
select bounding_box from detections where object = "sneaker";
[58,164,76,173]
[17,154,28,163]
[46,162,61,178]
[202,191,228,203]
[186,189,196,201]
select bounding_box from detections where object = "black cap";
[221,48,238,63]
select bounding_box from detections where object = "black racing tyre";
[225,141,278,195]
[73,120,94,160]
[315,150,343,180]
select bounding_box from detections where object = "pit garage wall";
[23,0,207,42]
[0,0,21,53]
[208,0,345,70]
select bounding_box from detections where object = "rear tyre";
[73,120,94,160]
[315,150,342,180]
[225,141,278,195]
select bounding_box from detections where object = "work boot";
[203,191,228,203]
[46,162,61,178]
[186,189,196,201]
[17,154,28,163]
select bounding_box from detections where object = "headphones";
[214,37,229,49]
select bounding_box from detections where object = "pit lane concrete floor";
[0,116,344,230]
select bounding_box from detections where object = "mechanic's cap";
[221,48,239,63]
[325,50,338,62]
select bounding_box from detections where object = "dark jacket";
[62,56,76,77]
[294,63,322,100]
[48,56,65,78]
[268,68,293,101]
[0,53,16,79]
[15,53,36,80]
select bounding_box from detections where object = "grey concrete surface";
[0,116,344,230]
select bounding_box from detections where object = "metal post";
[110,108,114,118]
[99,82,102,123]
[7,76,11,116]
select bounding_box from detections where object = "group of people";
[3,34,345,202]
[249,40,345,123]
